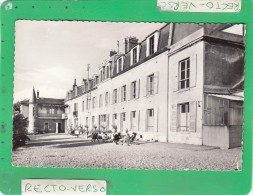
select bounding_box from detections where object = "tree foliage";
[13,113,28,135]
[13,101,28,135]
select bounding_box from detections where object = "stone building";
[63,23,244,149]
[20,88,65,134]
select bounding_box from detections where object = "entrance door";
[58,123,62,133]
[130,111,137,131]
[147,109,154,132]
[45,123,49,133]
[120,112,126,133]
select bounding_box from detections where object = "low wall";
[203,126,229,149]
[229,125,242,148]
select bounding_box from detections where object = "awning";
[208,94,244,101]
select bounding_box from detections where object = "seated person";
[119,129,131,145]
[102,132,109,141]
[91,132,98,142]
[113,130,121,144]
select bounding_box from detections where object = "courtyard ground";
[12,134,242,170]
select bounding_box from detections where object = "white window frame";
[131,81,137,99]
[179,58,190,90]
[117,56,124,73]
[105,92,109,106]
[131,45,140,65]
[178,103,190,131]
[146,32,159,56]
[99,94,103,108]
[147,74,155,96]
[113,89,117,104]
[121,85,126,102]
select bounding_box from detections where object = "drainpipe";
[166,53,170,143]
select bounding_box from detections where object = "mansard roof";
[65,23,242,101]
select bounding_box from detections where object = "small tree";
[13,113,28,136]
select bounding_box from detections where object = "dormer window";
[131,45,140,65]
[149,36,155,55]
[117,56,124,73]
[146,32,159,56]
[74,87,77,97]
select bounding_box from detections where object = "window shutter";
[127,112,131,131]
[171,104,177,131]
[154,32,159,53]
[173,63,179,92]
[190,54,197,88]
[108,92,110,105]
[143,76,147,97]
[154,72,159,94]
[118,87,121,103]
[127,83,131,101]
[137,80,140,98]
[154,107,159,132]
[189,101,197,132]
[106,114,110,130]
[137,110,140,132]
[111,91,114,105]
[142,110,147,132]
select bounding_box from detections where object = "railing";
[38,113,62,118]
[62,113,68,119]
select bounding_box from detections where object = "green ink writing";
[86,184,92,192]
[34,185,42,193]
[24,183,32,192]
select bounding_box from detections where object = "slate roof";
[37,98,65,105]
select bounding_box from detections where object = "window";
[82,101,84,112]
[74,103,78,111]
[92,116,95,126]
[33,107,35,116]
[92,97,96,109]
[100,70,103,82]
[122,112,126,121]
[106,66,109,78]
[117,57,123,73]
[113,89,117,104]
[86,117,89,126]
[131,81,137,99]
[121,85,126,102]
[99,94,103,107]
[149,35,155,55]
[147,109,154,131]
[179,58,190,90]
[130,111,137,131]
[178,103,190,131]
[105,92,109,106]
[113,113,117,125]
[86,99,90,110]
[131,46,139,65]
[75,87,77,96]
[49,108,54,114]
[204,95,231,126]
[147,74,154,95]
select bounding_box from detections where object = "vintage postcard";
[12,21,244,171]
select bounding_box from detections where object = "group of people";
[90,129,137,146]
[112,129,137,146]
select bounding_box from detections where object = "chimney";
[110,50,117,57]
[124,36,138,53]
[73,79,77,90]
[82,79,87,85]
[37,90,39,99]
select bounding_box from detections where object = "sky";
[14,21,165,102]
[13,21,243,102]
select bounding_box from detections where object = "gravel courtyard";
[12,134,242,170]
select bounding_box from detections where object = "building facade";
[64,23,244,149]
[20,89,66,134]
